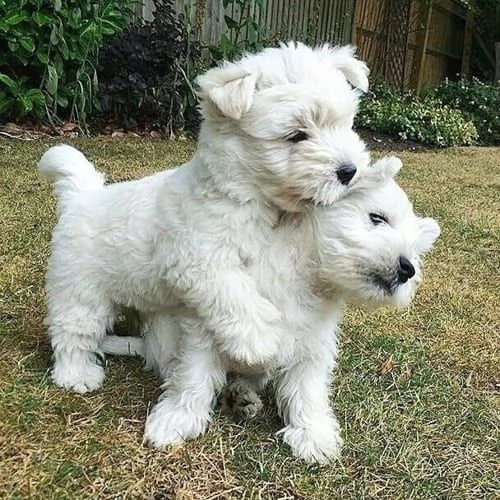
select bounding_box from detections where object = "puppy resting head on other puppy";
[196,42,371,211]
[314,157,441,309]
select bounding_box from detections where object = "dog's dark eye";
[287,131,309,143]
[369,213,388,226]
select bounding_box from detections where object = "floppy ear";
[415,217,441,254]
[196,63,258,120]
[329,45,369,92]
[361,156,402,185]
[376,156,403,179]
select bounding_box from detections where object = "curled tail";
[38,145,105,210]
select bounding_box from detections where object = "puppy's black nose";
[398,256,415,283]
[336,163,357,185]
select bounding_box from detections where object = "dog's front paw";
[220,325,285,366]
[222,378,263,420]
[51,358,105,394]
[144,397,210,448]
[277,416,343,463]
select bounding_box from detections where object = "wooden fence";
[353,0,470,90]
[135,0,473,90]
[137,0,355,45]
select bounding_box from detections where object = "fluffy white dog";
[39,42,370,396]
[102,157,440,463]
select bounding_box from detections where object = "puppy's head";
[314,156,440,309]
[196,42,370,211]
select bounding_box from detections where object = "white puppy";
[103,157,440,463]
[39,42,370,394]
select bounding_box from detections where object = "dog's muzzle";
[336,163,357,185]
[370,256,415,295]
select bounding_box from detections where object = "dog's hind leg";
[221,372,270,420]
[47,296,114,394]
[144,328,226,448]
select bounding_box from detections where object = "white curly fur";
[39,43,440,463]
[112,158,439,463]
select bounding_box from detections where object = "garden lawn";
[0,137,498,499]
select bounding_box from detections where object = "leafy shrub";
[207,0,269,63]
[356,83,478,147]
[98,0,201,134]
[0,74,45,119]
[0,0,132,130]
[431,77,500,145]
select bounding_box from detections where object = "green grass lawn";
[0,137,498,499]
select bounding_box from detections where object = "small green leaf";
[36,48,49,64]
[101,25,116,35]
[54,0,62,12]
[25,88,45,106]
[0,91,14,115]
[77,90,86,114]
[101,19,121,35]
[92,69,98,88]
[46,64,58,96]
[20,95,33,114]
[19,37,35,53]
[70,42,87,60]
[59,39,69,59]
[0,73,18,92]
[50,25,59,45]
[53,53,64,76]
[32,11,53,26]
[80,21,97,40]
[224,15,240,30]
[56,93,69,108]
[4,13,28,25]
[7,40,19,53]
[247,22,257,44]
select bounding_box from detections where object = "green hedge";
[0,0,133,131]
[356,82,479,147]
[431,77,500,145]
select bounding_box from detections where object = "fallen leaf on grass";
[60,122,79,132]
[2,122,23,134]
[379,356,396,375]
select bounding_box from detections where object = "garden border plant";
[98,0,201,135]
[356,81,480,147]
[431,76,500,145]
[0,0,133,133]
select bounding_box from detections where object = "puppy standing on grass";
[103,157,440,463]
[39,43,370,445]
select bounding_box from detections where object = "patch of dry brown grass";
[1,138,498,499]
